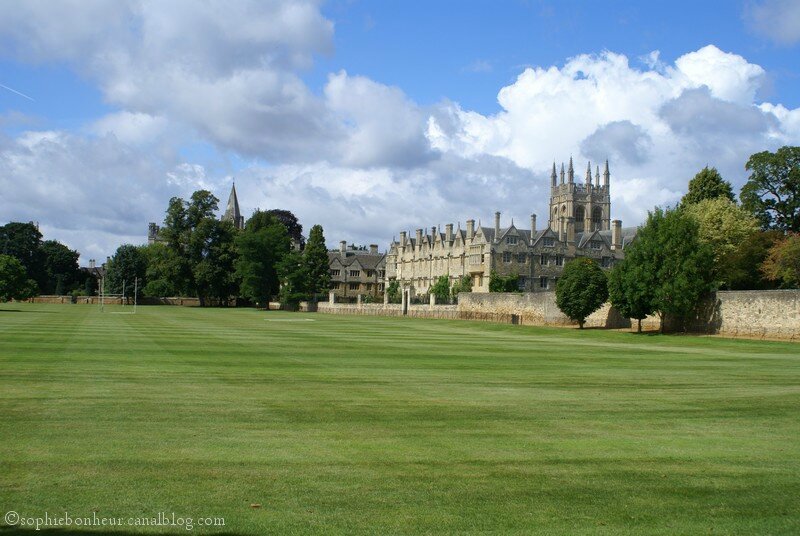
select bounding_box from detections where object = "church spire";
[223,181,244,230]
[586,161,592,186]
[551,162,557,187]
[560,162,565,184]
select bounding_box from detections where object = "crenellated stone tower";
[548,157,611,234]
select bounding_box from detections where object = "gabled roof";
[327,250,385,269]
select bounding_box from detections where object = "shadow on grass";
[0,309,57,313]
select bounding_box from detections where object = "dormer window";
[543,237,555,247]
[589,240,602,250]
[506,236,517,245]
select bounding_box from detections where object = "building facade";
[328,242,386,301]
[384,159,636,295]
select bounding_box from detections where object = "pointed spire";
[551,162,557,187]
[568,156,574,183]
[603,159,610,187]
[223,180,244,230]
[586,161,592,186]
[596,165,600,183]
[560,162,565,184]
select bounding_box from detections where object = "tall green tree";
[721,230,782,290]
[304,224,330,298]
[555,258,608,329]
[106,244,148,298]
[266,209,304,249]
[623,207,715,332]
[608,259,655,333]
[683,197,759,287]
[190,218,238,306]
[741,146,800,232]
[0,254,38,301]
[235,211,291,307]
[40,240,81,295]
[761,233,800,288]
[277,249,308,307]
[0,222,45,291]
[430,275,451,303]
[140,242,182,297]
[681,166,735,205]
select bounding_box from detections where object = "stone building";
[328,242,386,301]
[384,159,636,295]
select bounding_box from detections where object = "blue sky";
[1,0,799,261]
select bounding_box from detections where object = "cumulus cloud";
[746,0,800,45]
[1,1,800,260]
[427,45,799,228]
[0,130,209,261]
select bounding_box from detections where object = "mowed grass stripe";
[1,302,799,535]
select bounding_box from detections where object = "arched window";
[592,207,603,230]
[575,206,585,232]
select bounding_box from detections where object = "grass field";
[0,303,799,535]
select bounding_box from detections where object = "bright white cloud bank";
[1,2,799,261]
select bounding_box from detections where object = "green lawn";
[0,303,798,535]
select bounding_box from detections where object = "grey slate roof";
[328,250,385,269]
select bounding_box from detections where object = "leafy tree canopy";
[608,258,655,333]
[106,244,148,297]
[683,197,759,287]
[682,166,735,205]
[266,209,304,248]
[720,230,782,291]
[555,258,608,329]
[304,224,330,298]
[623,207,715,331]
[430,275,451,303]
[489,271,519,292]
[741,146,800,232]
[386,280,401,304]
[0,254,38,302]
[451,275,473,298]
[236,211,291,306]
[761,233,800,288]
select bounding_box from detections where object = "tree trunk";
[578,319,584,329]
[659,313,664,334]
[637,318,642,333]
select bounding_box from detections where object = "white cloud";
[1,2,799,260]
[427,46,799,228]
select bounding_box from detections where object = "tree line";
[556,146,800,332]
[0,222,94,302]
[103,191,330,307]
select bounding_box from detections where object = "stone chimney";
[566,217,575,243]
[494,211,501,242]
[445,223,453,242]
[339,240,347,257]
[431,226,437,241]
[369,244,378,255]
[399,231,406,245]
[416,228,423,248]
[612,220,622,250]
[530,214,536,232]
[466,219,475,240]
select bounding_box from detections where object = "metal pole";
[134,277,138,314]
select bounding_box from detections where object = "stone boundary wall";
[459,290,799,340]
[28,296,206,306]
[317,303,459,320]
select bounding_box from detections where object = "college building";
[328,242,386,301]
[384,159,637,295]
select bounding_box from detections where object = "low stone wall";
[28,295,206,306]
[457,292,630,328]
[686,290,799,340]
[459,290,799,340]
[317,303,459,320]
